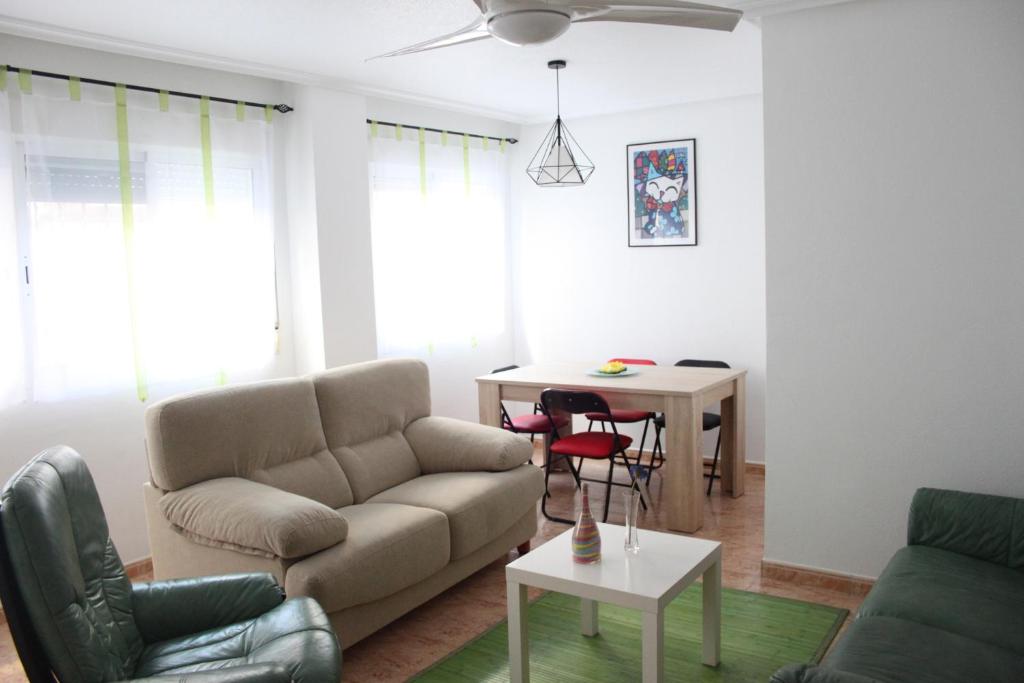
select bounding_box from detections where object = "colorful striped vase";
[572,483,601,564]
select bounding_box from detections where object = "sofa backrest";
[312,359,431,503]
[145,377,354,509]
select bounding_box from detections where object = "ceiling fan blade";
[571,1,742,32]
[367,17,490,60]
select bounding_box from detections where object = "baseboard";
[761,559,874,597]
[0,557,153,626]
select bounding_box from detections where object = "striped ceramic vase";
[572,483,601,564]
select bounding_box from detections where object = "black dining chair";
[649,359,731,496]
[492,365,568,443]
[539,389,647,524]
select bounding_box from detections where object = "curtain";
[369,126,508,360]
[4,73,277,404]
[0,87,25,409]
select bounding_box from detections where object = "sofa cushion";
[283,503,449,613]
[145,377,353,508]
[825,615,1024,683]
[312,360,430,502]
[367,465,544,560]
[160,478,349,559]
[857,545,1024,655]
[331,431,422,503]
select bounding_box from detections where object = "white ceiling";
[0,0,775,122]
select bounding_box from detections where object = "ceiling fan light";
[488,10,571,46]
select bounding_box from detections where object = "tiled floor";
[0,449,866,682]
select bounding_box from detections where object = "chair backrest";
[0,446,143,683]
[675,359,730,369]
[491,365,519,374]
[608,358,657,366]
[540,389,611,418]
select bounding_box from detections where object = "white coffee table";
[505,523,722,683]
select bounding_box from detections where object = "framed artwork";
[626,138,697,247]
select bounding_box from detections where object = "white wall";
[510,95,767,462]
[762,0,1024,578]
[0,35,297,562]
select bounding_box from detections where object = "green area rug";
[412,585,846,682]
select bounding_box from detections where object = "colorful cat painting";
[627,139,697,247]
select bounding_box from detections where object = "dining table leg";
[664,394,705,532]
[719,375,746,497]
[478,382,502,428]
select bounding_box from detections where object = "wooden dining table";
[476,362,747,533]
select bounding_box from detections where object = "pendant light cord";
[555,67,561,119]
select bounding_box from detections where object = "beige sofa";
[142,358,544,648]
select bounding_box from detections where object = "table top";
[506,523,721,611]
[477,362,744,397]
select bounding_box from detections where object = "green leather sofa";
[0,446,342,682]
[772,487,1024,683]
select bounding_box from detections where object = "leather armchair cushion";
[367,466,544,560]
[824,615,1024,683]
[907,487,1024,567]
[131,573,284,644]
[133,596,340,682]
[160,478,348,559]
[285,503,449,612]
[855,545,1024,655]
[404,416,534,474]
[131,662,294,683]
[770,663,881,683]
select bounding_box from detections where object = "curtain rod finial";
[274,104,294,113]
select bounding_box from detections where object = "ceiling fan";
[369,0,743,59]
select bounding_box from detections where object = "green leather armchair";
[0,446,342,683]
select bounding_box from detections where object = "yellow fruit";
[600,361,627,374]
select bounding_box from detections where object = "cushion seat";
[584,409,651,423]
[856,545,1024,655]
[134,597,339,681]
[550,432,633,458]
[283,503,450,613]
[367,465,544,560]
[825,615,1024,683]
[505,413,569,434]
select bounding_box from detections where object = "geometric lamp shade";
[526,116,595,186]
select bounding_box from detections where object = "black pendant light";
[526,60,594,187]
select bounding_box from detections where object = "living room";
[0,1,1021,682]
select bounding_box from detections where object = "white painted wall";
[510,95,767,462]
[0,35,297,562]
[762,0,1024,578]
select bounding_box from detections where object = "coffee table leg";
[703,558,722,666]
[642,609,664,683]
[581,598,599,636]
[508,581,529,683]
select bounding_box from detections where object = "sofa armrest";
[132,663,293,683]
[405,416,533,474]
[771,664,881,683]
[132,573,284,643]
[907,487,1024,566]
[160,478,348,559]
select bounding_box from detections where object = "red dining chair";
[648,359,731,495]
[540,389,646,524]
[492,365,569,442]
[586,358,657,468]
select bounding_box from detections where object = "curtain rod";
[3,65,294,113]
[367,119,517,145]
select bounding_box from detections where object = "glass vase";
[623,489,641,554]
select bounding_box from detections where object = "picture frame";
[626,138,697,247]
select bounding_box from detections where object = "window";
[0,77,278,406]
